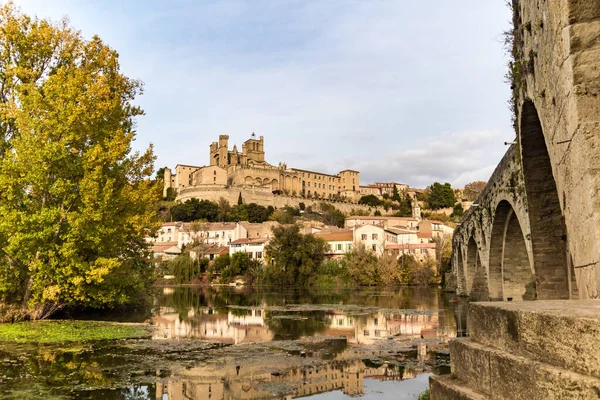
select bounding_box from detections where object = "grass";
[0,320,149,343]
[418,388,430,400]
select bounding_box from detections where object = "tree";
[164,187,176,201]
[394,195,412,217]
[212,254,231,274]
[0,4,159,316]
[397,254,418,284]
[222,251,251,280]
[237,192,243,205]
[358,195,381,207]
[378,253,402,285]
[433,236,453,284]
[171,199,219,222]
[392,185,402,202]
[155,167,167,181]
[344,244,379,285]
[246,203,272,223]
[319,203,346,228]
[425,182,456,210]
[451,203,464,219]
[264,224,328,285]
[463,181,487,201]
[217,197,232,221]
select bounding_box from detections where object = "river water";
[0,286,468,399]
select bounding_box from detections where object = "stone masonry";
[449,0,600,300]
[430,301,600,399]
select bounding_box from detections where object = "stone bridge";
[449,0,600,300]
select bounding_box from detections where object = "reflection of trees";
[264,311,330,340]
[158,286,454,313]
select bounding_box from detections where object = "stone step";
[468,300,600,378]
[429,374,488,400]
[449,338,600,400]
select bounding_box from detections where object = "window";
[361,234,367,240]
[256,310,262,317]
[348,244,352,251]
[338,318,343,326]
[364,330,369,336]
[372,244,377,251]
[372,233,378,240]
[248,252,253,259]
[213,170,216,175]
[410,249,416,254]
[167,228,171,234]
[374,318,378,326]
[374,330,381,337]
[337,244,342,251]
[256,251,263,259]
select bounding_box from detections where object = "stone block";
[449,339,490,393]
[569,21,600,53]
[568,0,600,24]
[450,338,600,400]
[429,375,487,400]
[469,301,600,377]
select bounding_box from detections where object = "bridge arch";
[456,247,466,294]
[488,200,535,301]
[520,100,570,299]
[465,236,488,300]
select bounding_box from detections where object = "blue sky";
[13,0,513,188]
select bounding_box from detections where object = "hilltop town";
[153,133,470,285]
[161,134,440,212]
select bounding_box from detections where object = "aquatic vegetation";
[0,320,149,343]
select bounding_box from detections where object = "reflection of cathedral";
[155,358,427,400]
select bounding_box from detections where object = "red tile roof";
[314,230,354,242]
[385,243,436,250]
[230,237,269,245]
[152,243,181,253]
[346,216,417,221]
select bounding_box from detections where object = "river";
[0,286,468,399]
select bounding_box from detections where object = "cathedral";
[163,134,361,201]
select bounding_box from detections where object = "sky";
[12,0,513,188]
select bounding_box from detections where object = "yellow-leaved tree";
[0,3,160,318]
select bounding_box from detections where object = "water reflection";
[156,348,449,400]
[151,286,461,344]
[0,287,463,399]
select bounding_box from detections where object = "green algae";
[0,320,149,343]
